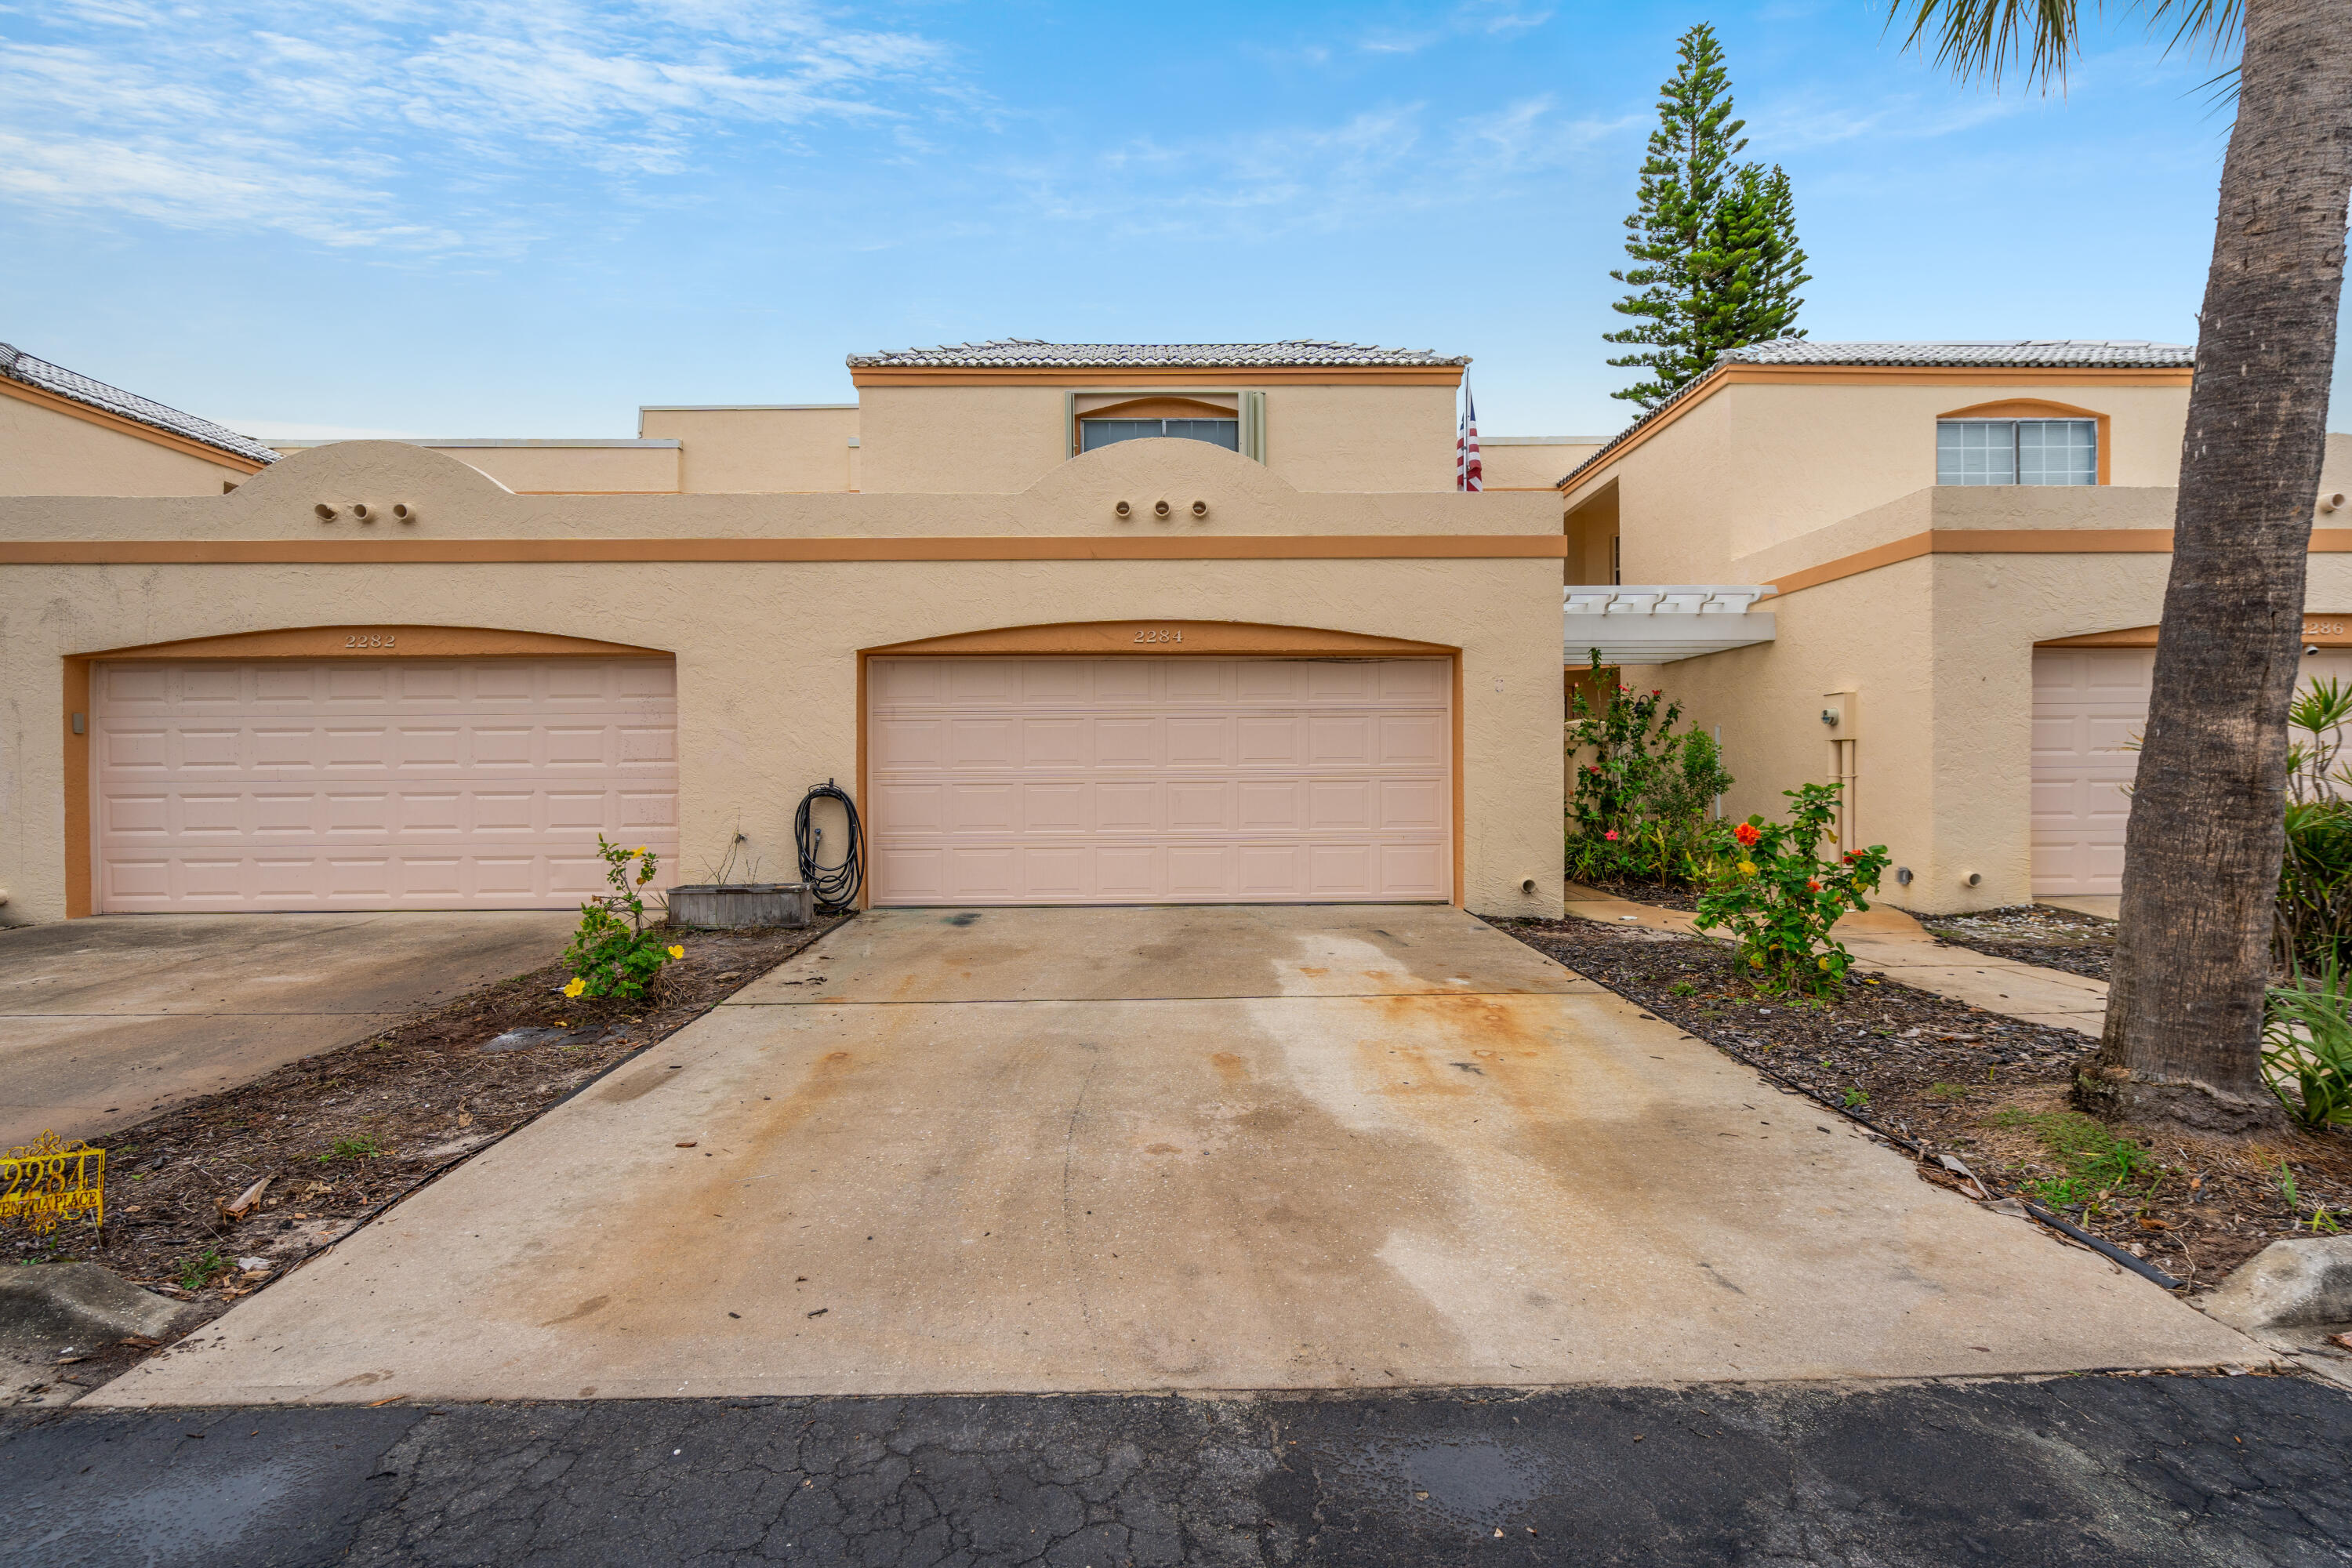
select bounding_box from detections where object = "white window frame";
[1065,390,1267,464]
[1936,417,2098,488]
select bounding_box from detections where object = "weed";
[1926,1082,1970,1099]
[176,1248,227,1292]
[2310,1204,2342,1234]
[1669,979,1698,998]
[2278,1162,2301,1208]
[318,1136,381,1164]
[1842,1087,1869,1110]
[1988,1109,2162,1206]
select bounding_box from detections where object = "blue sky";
[2,1,2343,441]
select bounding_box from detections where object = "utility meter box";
[1820,689,1859,739]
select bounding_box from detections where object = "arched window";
[1077,396,1240,454]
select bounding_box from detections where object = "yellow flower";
[1737,860,1756,876]
[562,977,586,999]
[634,846,648,856]
[666,944,684,960]
[1817,956,1833,971]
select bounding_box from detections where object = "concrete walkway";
[0,912,576,1146]
[90,904,2251,1408]
[1563,883,2110,1033]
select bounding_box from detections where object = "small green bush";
[1692,783,1889,997]
[563,837,684,1003]
[1564,652,1735,888]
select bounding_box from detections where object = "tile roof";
[848,339,1470,369]
[0,342,278,466]
[1558,339,2194,489]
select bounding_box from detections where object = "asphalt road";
[5,1374,2348,1566]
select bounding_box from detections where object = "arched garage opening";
[66,624,676,915]
[859,621,1461,906]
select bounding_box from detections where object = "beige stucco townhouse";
[0,339,1568,925]
[1559,339,2352,915]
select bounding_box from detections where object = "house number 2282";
[343,633,397,649]
[1133,629,1182,644]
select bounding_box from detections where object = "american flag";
[1456,385,1482,492]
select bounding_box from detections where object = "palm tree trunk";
[2088,0,2352,1132]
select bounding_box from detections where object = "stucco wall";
[1572,376,2194,584]
[263,441,682,495]
[0,439,1564,924]
[1639,532,2352,915]
[0,390,250,497]
[637,407,859,492]
[1479,441,1599,492]
[854,383,1459,494]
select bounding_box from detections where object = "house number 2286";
[1133,629,1182,644]
[343,633,397,649]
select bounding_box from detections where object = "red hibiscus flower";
[1603,829,1620,841]
[1733,822,1761,848]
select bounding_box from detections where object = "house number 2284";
[343,633,397,649]
[1133,629,1182,644]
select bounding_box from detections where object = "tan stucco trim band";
[0,377,270,474]
[70,624,673,661]
[1763,528,2352,599]
[850,367,1466,387]
[2040,615,2352,648]
[2,536,1568,564]
[1560,365,2194,501]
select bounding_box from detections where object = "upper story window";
[1936,418,2097,486]
[1080,416,1240,453]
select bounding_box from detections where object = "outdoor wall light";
[392,503,419,524]
[1152,498,1172,519]
[1114,499,1132,519]
[314,503,338,522]
[1191,499,1209,518]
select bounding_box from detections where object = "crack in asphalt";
[8,1376,2352,1566]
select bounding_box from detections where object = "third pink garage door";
[866,656,1452,905]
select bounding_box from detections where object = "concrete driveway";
[0,912,576,1147]
[90,905,2254,1407]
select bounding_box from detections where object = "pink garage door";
[2033,645,2352,896]
[92,658,677,912]
[868,656,1452,905]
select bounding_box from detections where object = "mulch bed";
[1921,904,2117,981]
[1572,877,1703,913]
[8,916,847,1396]
[1488,914,2352,1293]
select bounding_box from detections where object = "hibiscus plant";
[562,835,684,1003]
[1693,783,1890,998]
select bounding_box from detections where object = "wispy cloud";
[994,94,1637,242]
[0,1,956,251]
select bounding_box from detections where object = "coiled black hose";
[795,779,864,913]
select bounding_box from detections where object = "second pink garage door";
[867,656,1452,905]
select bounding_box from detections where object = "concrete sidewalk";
[88,905,2251,1409]
[0,912,575,1146]
[1562,883,2110,1033]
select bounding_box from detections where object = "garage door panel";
[93,656,677,911]
[869,655,1450,906]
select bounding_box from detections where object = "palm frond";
[1886,0,2245,91]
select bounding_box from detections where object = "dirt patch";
[1487,914,2352,1291]
[1921,903,2117,981]
[5,916,847,1400]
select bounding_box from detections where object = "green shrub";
[1692,783,1889,996]
[2262,959,2352,1128]
[1564,651,1735,887]
[562,837,683,1003]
